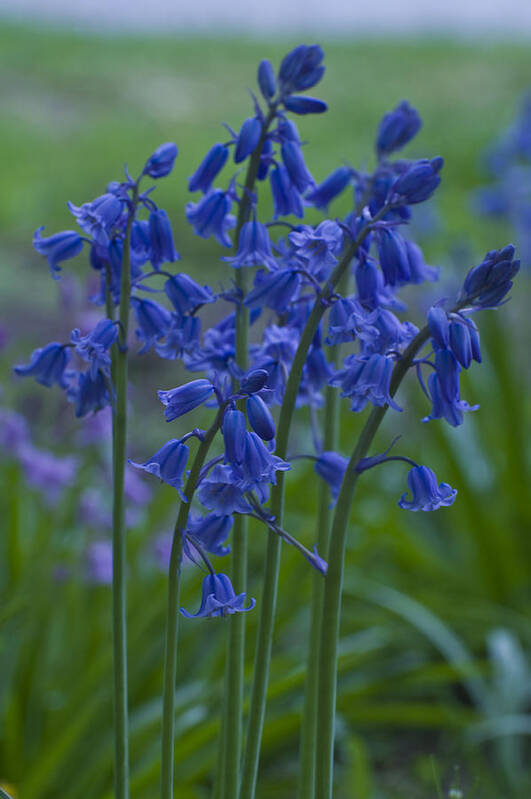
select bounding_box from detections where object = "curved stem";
[315,324,430,799]
[240,209,388,799]
[160,408,224,799]
[111,183,138,799]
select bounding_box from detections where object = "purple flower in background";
[398,465,457,512]
[14,342,71,388]
[143,142,178,179]
[180,572,255,619]
[155,314,201,360]
[0,409,30,453]
[33,228,84,277]
[18,444,79,506]
[244,269,301,313]
[129,439,189,499]
[158,379,215,421]
[189,143,229,194]
[86,540,113,585]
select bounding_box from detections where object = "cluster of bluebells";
[474,93,531,266]
[15,44,520,618]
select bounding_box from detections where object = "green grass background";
[0,23,530,799]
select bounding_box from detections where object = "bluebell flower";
[250,324,299,404]
[186,189,235,248]
[448,316,481,369]
[131,297,173,353]
[180,572,255,619]
[434,349,460,402]
[390,157,443,205]
[149,208,179,270]
[278,45,325,93]
[355,258,404,311]
[404,240,439,283]
[281,140,314,194]
[361,307,418,356]
[314,451,348,501]
[284,96,327,115]
[234,118,262,163]
[240,369,269,395]
[235,432,290,494]
[244,268,300,312]
[289,220,343,276]
[223,408,247,465]
[155,314,201,360]
[71,318,117,378]
[185,314,236,380]
[458,245,520,308]
[427,306,450,350]
[188,143,229,193]
[326,297,378,346]
[377,229,411,286]
[158,379,215,421]
[398,465,457,511]
[305,166,352,210]
[331,353,402,412]
[33,228,84,278]
[197,464,253,514]
[223,220,277,270]
[246,394,275,441]
[129,439,189,499]
[270,165,304,219]
[130,219,152,267]
[164,273,214,315]
[422,372,478,427]
[68,193,124,244]
[258,59,276,100]
[376,101,422,158]
[299,345,334,407]
[14,342,71,388]
[69,369,112,417]
[187,513,233,557]
[143,142,178,179]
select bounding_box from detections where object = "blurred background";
[0,2,530,798]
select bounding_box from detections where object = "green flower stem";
[315,324,431,799]
[297,291,346,799]
[110,183,138,799]
[161,408,224,799]
[219,104,278,799]
[239,210,388,799]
